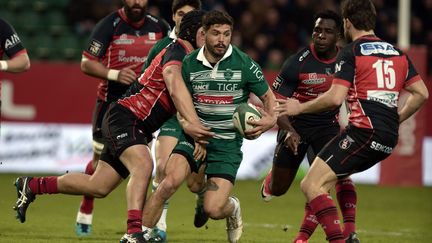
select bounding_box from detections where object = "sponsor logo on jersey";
[179,141,194,149]
[360,42,399,56]
[370,141,393,154]
[367,90,399,108]
[249,62,264,81]
[299,49,310,62]
[272,76,283,91]
[302,73,326,85]
[118,50,147,62]
[325,68,332,76]
[224,69,234,80]
[193,83,210,91]
[196,94,233,104]
[114,34,134,45]
[339,135,354,150]
[89,40,103,56]
[4,33,21,50]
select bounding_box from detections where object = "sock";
[336,179,357,238]
[196,187,206,207]
[127,210,143,234]
[229,197,239,216]
[309,194,344,243]
[79,160,95,215]
[153,180,169,231]
[294,203,319,241]
[29,176,58,194]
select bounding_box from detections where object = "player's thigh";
[163,153,192,188]
[88,160,124,196]
[301,157,338,200]
[155,136,178,164]
[120,144,153,175]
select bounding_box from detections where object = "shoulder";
[184,48,200,63]
[145,14,170,29]
[96,11,122,28]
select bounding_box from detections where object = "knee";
[91,186,111,198]
[300,177,313,196]
[187,179,205,194]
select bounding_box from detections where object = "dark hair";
[178,10,206,48]
[314,10,342,33]
[202,10,234,31]
[341,0,376,31]
[172,0,202,14]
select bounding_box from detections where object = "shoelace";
[16,180,30,208]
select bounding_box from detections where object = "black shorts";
[92,99,110,144]
[273,124,340,168]
[100,104,152,178]
[318,125,398,178]
[100,102,171,178]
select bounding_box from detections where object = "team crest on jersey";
[339,135,354,150]
[149,32,156,40]
[89,40,103,56]
[224,69,234,80]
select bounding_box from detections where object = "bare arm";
[1,52,30,73]
[80,56,136,85]
[275,84,348,116]
[398,80,429,123]
[245,89,278,138]
[164,65,214,142]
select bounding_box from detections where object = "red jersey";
[333,35,421,134]
[82,9,170,102]
[117,39,190,128]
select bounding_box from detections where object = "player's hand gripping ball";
[232,103,262,140]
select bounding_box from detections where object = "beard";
[205,42,228,60]
[124,4,146,22]
[344,29,353,43]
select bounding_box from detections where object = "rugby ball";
[232,103,262,140]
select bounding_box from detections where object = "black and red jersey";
[117,39,190,128]
[333,35,421,134]
[271,44,339,128]
[0,18,26,58]
[83,8,170,102]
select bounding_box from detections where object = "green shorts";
[158,116,182,138]
[172,132,243,184]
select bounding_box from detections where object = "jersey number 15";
[372,59,395,89]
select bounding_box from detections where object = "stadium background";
[0,0,431,185]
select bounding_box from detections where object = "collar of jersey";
[197,44,233,68]
[196,45,232,79]
[169,27,177,39]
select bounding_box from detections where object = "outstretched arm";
[163,64,214,142]
[275,84,348,116]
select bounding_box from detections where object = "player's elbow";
[329,95,344,108]
[420,87,429,102]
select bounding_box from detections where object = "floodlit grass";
[1,173,431,242]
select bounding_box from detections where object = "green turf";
[1,173,431,242]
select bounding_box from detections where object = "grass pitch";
[1,173,431,242]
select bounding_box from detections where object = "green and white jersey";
[182,44,269,140]
[140,27,177,74]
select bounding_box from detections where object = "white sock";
[230,197,239,216]
[76,211,93,225]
